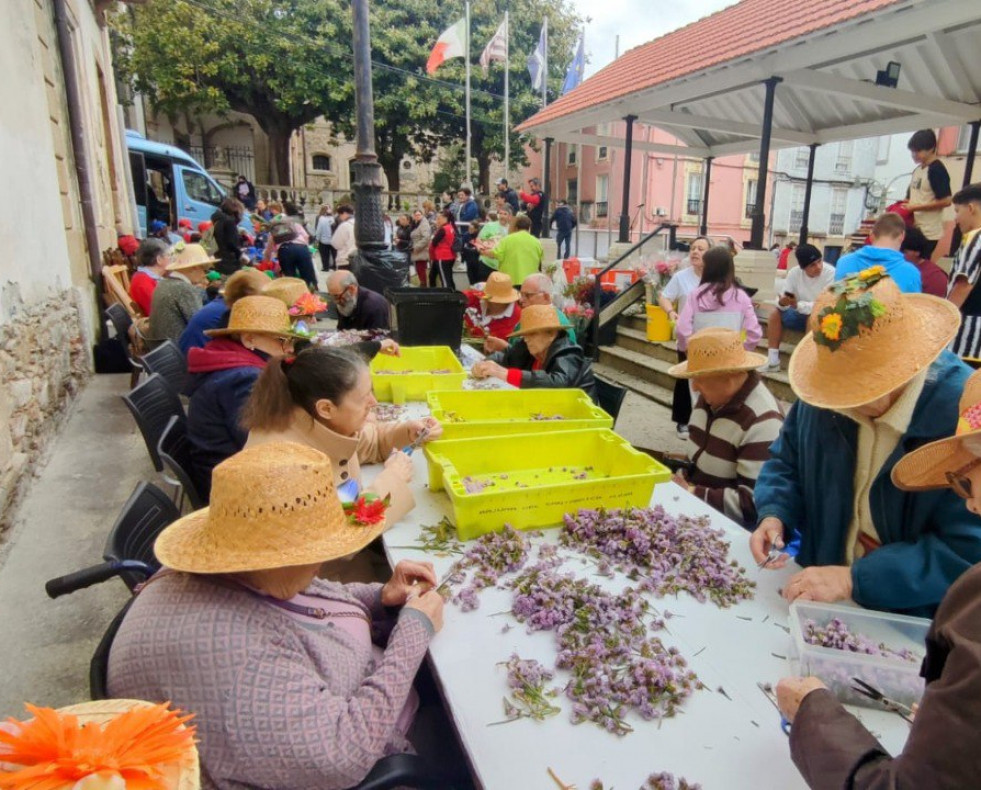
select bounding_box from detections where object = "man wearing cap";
[762,243,836,371]
[472,304,596,400]
[147,243,214,350]
[327,270,390,331]
[669,328,784,528]
[775,369,981,789]
[900,226,949,298]
[496,178,520,214]
[751,270,981,616]
[150,219,183,246]
[835,213,922,293]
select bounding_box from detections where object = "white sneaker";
[453,263,466,272]
[676,424,689,438]
[760,360,781,372]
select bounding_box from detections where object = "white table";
[374,402,910,790]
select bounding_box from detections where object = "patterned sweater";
[107,572,434,790]
[688,372,784,527]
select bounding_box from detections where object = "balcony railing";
[686,198,702,216]
[595,201,609,218]
[829,213,846,235]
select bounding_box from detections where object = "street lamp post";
[351,0,385,251]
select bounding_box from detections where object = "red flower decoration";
[343,494,389,526]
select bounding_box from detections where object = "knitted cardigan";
[107,572,434,790]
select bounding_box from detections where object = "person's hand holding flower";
[379,339,400,356]
[381,560,437,606]
[471,360,508,381]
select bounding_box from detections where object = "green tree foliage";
[114,0,582,191]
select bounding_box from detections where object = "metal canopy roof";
[516,0,981,157]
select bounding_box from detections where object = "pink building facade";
[521,120,775,247]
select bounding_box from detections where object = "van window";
[182,169,225,206]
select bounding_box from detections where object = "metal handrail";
[588,223,678,357]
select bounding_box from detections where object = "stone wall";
[0,290,89,533]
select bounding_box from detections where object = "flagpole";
[503,8,510,180]
[542,16,548,108]
[465,0,472,187]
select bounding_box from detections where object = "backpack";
[200,223,218,255]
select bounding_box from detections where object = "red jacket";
[463,291,521,340]
[129,271,159,316]
[429,223,456,262]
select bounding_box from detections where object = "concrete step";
[598,343,796,403]
[614,325,798,369]
[592,361,675,410]
[621,312,807,352]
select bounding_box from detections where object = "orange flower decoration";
[0,703,195,790]
[289,292,328,317]
[820,313,843,341]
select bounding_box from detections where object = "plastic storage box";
[384,288,468,351]
[424,428,670,540]
[788,601,930,710]
[427,389,612,440]
[370,346,467,403]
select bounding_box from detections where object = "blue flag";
[562,34,585,94]
[527,24,546,92]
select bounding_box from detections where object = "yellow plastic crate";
[370,346,467,403]
[428,389,612,440]
[424,428,671,540]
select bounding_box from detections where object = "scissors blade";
[401,427,431,456]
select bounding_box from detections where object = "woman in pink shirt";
[676,246,762,352]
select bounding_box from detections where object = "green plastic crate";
[424,428,671,540]
[370,346,466,403]
[428,388,612,439]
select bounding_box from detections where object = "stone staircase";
[594,310,803,409]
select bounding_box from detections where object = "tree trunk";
[379,155,401,194]
[477,153,491,197]
[265,125,293,186]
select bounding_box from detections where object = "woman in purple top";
[107,442,449,790]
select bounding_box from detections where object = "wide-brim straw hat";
[668,327,767,378]
[788,271,960,410]
[155,442,385,574]
[167,242,218,271]
[218,267,271,299]
[204,295,306,339]
[892,369,981,490]
[508,304,568,337]
[263,277,310,308]
[483,271,520,304]
[1,699,200,790]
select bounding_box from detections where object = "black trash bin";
[384,288,468,351]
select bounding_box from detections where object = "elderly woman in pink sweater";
[675,246,762,353]
[107,442,449,790]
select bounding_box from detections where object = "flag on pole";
[527,24,546,92]
[426,18,467,74]
[562,34,585,94]
[479,18,507,75]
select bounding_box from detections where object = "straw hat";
[483,271,520,304]
[263,277,310,308]
[204,295,305,339]
[155,443,384,574]
[668,327,767,378]
[787,269,960,409]
[219,267,271,301]
[166,242,217,272]
[508,304,567,337]
[892,369,981,490]
[1,699,199,790]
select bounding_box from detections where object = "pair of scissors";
[758,547,781,570]
[851,678,915,724]
[757,682,791,736]
[400,426,431,456]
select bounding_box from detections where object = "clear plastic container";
[788,600,930,710]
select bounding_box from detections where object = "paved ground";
[0,283,685,716]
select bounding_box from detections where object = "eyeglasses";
[946,457,981,499]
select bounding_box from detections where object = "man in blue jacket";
[834,212,922,293]
[752,270,981,616]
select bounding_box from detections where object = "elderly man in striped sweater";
[668,328,784,528]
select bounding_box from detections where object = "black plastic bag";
[349,249,411,294]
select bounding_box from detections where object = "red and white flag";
[426,18,467,74]
[479,19,507,75]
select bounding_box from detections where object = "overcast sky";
[566,0,737,77]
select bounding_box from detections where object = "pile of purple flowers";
[370,403,407,422]
[315,328,389,347]
[446,525,531,611]
[590,773,701,790]
[500,654,562,722]
[510,564,701,735]
[561,506,755,608]
[803,618,920,663]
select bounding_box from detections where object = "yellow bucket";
[645,304,672,342]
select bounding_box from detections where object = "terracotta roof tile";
[517,0,904,131]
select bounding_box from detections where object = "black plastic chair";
[595,377,628,422]
[122,373,186,473]
[104,304,143,386]
[90,600,132,700]
[158,416,206,510]
[45,481,177,599]
[140,340,188,396]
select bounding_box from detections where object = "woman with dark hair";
[212,196,246,275]
[243,346,441,529]
[394,213,413,256]
[675,246,761,353]
[428,210,457,288]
